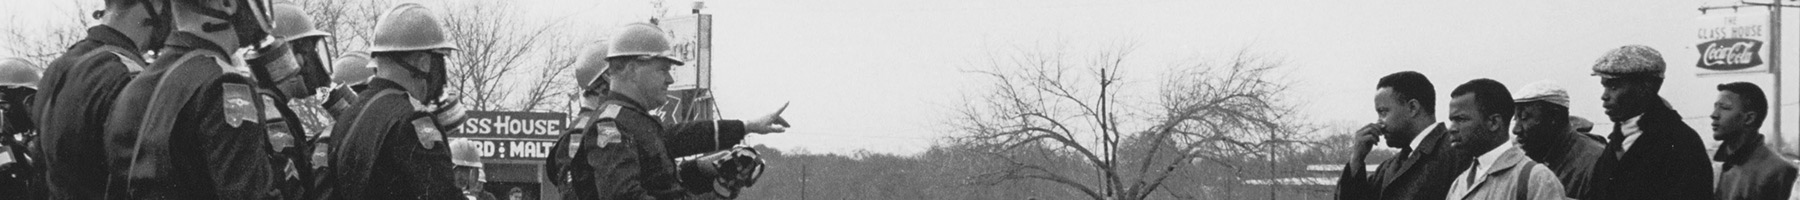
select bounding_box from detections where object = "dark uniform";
[103,32,275,199]
[547,93,750,200]
[320,78,460,200]
[33,26,147,200]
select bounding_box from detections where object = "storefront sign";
[451,111,567,161]
[1696,11,1772,75]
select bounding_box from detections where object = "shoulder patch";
[221,83,259,128]
[413,117,443,149]
[591,120,623,148]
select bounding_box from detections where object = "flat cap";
[1513,81,1569,107]
[1591,45,1665,78]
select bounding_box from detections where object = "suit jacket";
[1591,97,1713,200]
[1714,134,1797,200]
[1338,123,1471,200]
[1446,145,1566,200]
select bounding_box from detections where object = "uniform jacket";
[1517,128,1605,199]
[1337,123,1471,200]
[1446,145,1566,200]
[320,79,460,200]
[113,32,275,200]
[1591,97,1714,200]
[548,93,748,200]
[33,25,144,200]
[1714,133,1797,200]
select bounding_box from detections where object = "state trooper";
[261,2,338,198]
[101,0,282,198]
[324,51,373,117]
[451,139,497,200]
[318,3,467,199]
[0,58,42,199]
[30,0,171,199]
[554,23,790,200]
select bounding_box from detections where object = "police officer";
[263,2,338,198]
[324,51,373,117]
[451,139,497,200]
[31,0,171,199]
[102,0,281,198]
[307,51,369,199]
[557,23,790,200]
[319,3,465,199]
[0,58,42,199]
[546,43,610,199]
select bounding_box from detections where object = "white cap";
[1513,81,1569,108]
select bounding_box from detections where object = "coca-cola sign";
[1695,38,1764,70]
[1695,11,1772,75]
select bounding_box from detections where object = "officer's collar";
[603,92,651,111]
[86,26,142,55]
[161,31,230,56]
[364,78,407,95]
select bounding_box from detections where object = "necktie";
[1459,160,1480,196]
[1603,123,1625,160]
[1466,160,1479,187]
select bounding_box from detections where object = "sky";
[5,0,1798,156]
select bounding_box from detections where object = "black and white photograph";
[1,0,1798,199]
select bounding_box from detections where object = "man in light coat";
[1443,79,1565,200]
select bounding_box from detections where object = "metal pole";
[1773,0,1787,154]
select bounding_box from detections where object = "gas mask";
[393,51,449,101]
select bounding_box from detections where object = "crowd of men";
[0,0,790,199]
[1338,45,1796,200]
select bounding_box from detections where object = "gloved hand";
[743,102,790,134]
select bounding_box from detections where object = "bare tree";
[513,35,583,112]
[951,44,1305,200]
[435,0,565,111]
[295,0,391,58]
[2,1,96,66]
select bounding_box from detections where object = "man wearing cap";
[1586,45,1713,200]
[1509,81,1605,199]
[1709,82,1795,200]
